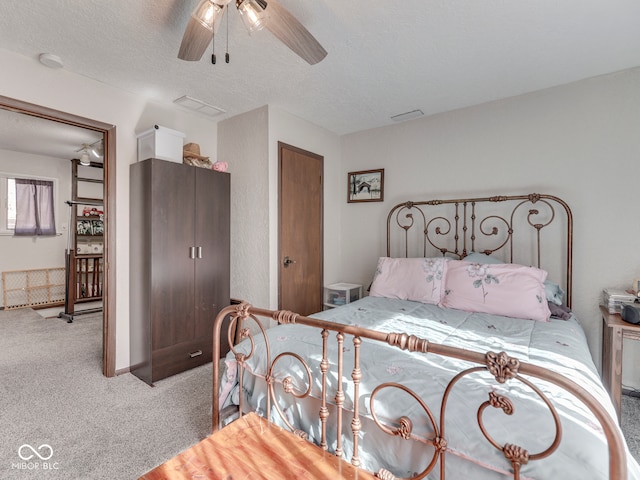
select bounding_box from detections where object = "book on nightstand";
[602,288,637,314]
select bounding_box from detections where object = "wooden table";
[600,305,640,422]
[139,412,377,480]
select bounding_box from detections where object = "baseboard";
[622,388,640,398]
[115,366,131,376]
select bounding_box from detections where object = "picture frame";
[347,169,384,203]
[91,220,104,236]
[76,219,104,236]
[76,220,93,236]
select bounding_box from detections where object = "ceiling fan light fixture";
[237,0,268,34]
[79,150,91,166]
[193,0,225,32]
[89,140,103,159]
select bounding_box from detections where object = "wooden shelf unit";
[61,158,104,321]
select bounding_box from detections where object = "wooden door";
[278,142,323,315]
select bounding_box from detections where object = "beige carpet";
[0,307,212,480]
[622,393,640,463]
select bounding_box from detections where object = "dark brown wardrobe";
[129,158,231,385]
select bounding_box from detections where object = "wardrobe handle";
[196,246,202,259]
[189,350,203,358]
[189,246,196,259]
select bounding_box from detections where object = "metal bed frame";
[211,193,626,479]
[385,193,572,306]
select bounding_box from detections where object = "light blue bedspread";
[222,297,640,479]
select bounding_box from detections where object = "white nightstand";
[323,283,362,309]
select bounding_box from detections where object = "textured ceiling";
[0,108,103,161]
[1,0,640,159]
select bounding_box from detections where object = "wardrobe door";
[149,161,197,378]
[194,169,231,357]
[129,160,153,383]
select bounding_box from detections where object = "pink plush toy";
[212,161,228,172]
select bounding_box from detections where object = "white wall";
[218,106,270,308]
[340,67,640,384]
[0,48,219,372]
[218,105,342,311]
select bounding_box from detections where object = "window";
[1,174,57,235]
[0,176,15,234]
[7,178,15,229]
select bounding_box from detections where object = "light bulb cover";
[193,0,224,32]
[79,152,91,166]
[89,140,104,159]
[237,0,268,33]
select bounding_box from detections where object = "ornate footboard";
[212,302,628,480]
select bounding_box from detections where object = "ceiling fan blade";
[264,0,327,65]
[178,1,228,61]
[178,15,214,61]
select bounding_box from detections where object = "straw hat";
[183,142,209,160]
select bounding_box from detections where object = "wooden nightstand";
[600,305,640,422]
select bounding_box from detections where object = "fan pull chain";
[211,31,216,64]
[225,5,230,63]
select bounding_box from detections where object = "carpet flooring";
[0,308,212,480]
[622,394,640,464]
[1,307,639,479]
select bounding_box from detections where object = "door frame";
[0,95,117,377]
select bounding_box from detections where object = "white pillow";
[369,257,447,305]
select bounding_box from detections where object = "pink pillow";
[441,260,551,322]
[369,257,446,305]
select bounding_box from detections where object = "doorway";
[278,142,323,315]
[0,95,116,377]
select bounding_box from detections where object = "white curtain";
[14,179,56,236]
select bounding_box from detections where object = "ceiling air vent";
[390,109,424,122]
[173,95,226,118]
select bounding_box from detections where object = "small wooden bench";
[139,412,377,480]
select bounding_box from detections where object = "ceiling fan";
[178,0,327,65]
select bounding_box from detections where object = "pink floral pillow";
[441,260,551,322]
[369,257,446,305]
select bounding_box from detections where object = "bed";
[211,193,640,479]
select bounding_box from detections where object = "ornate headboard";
[386,193,573,307]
